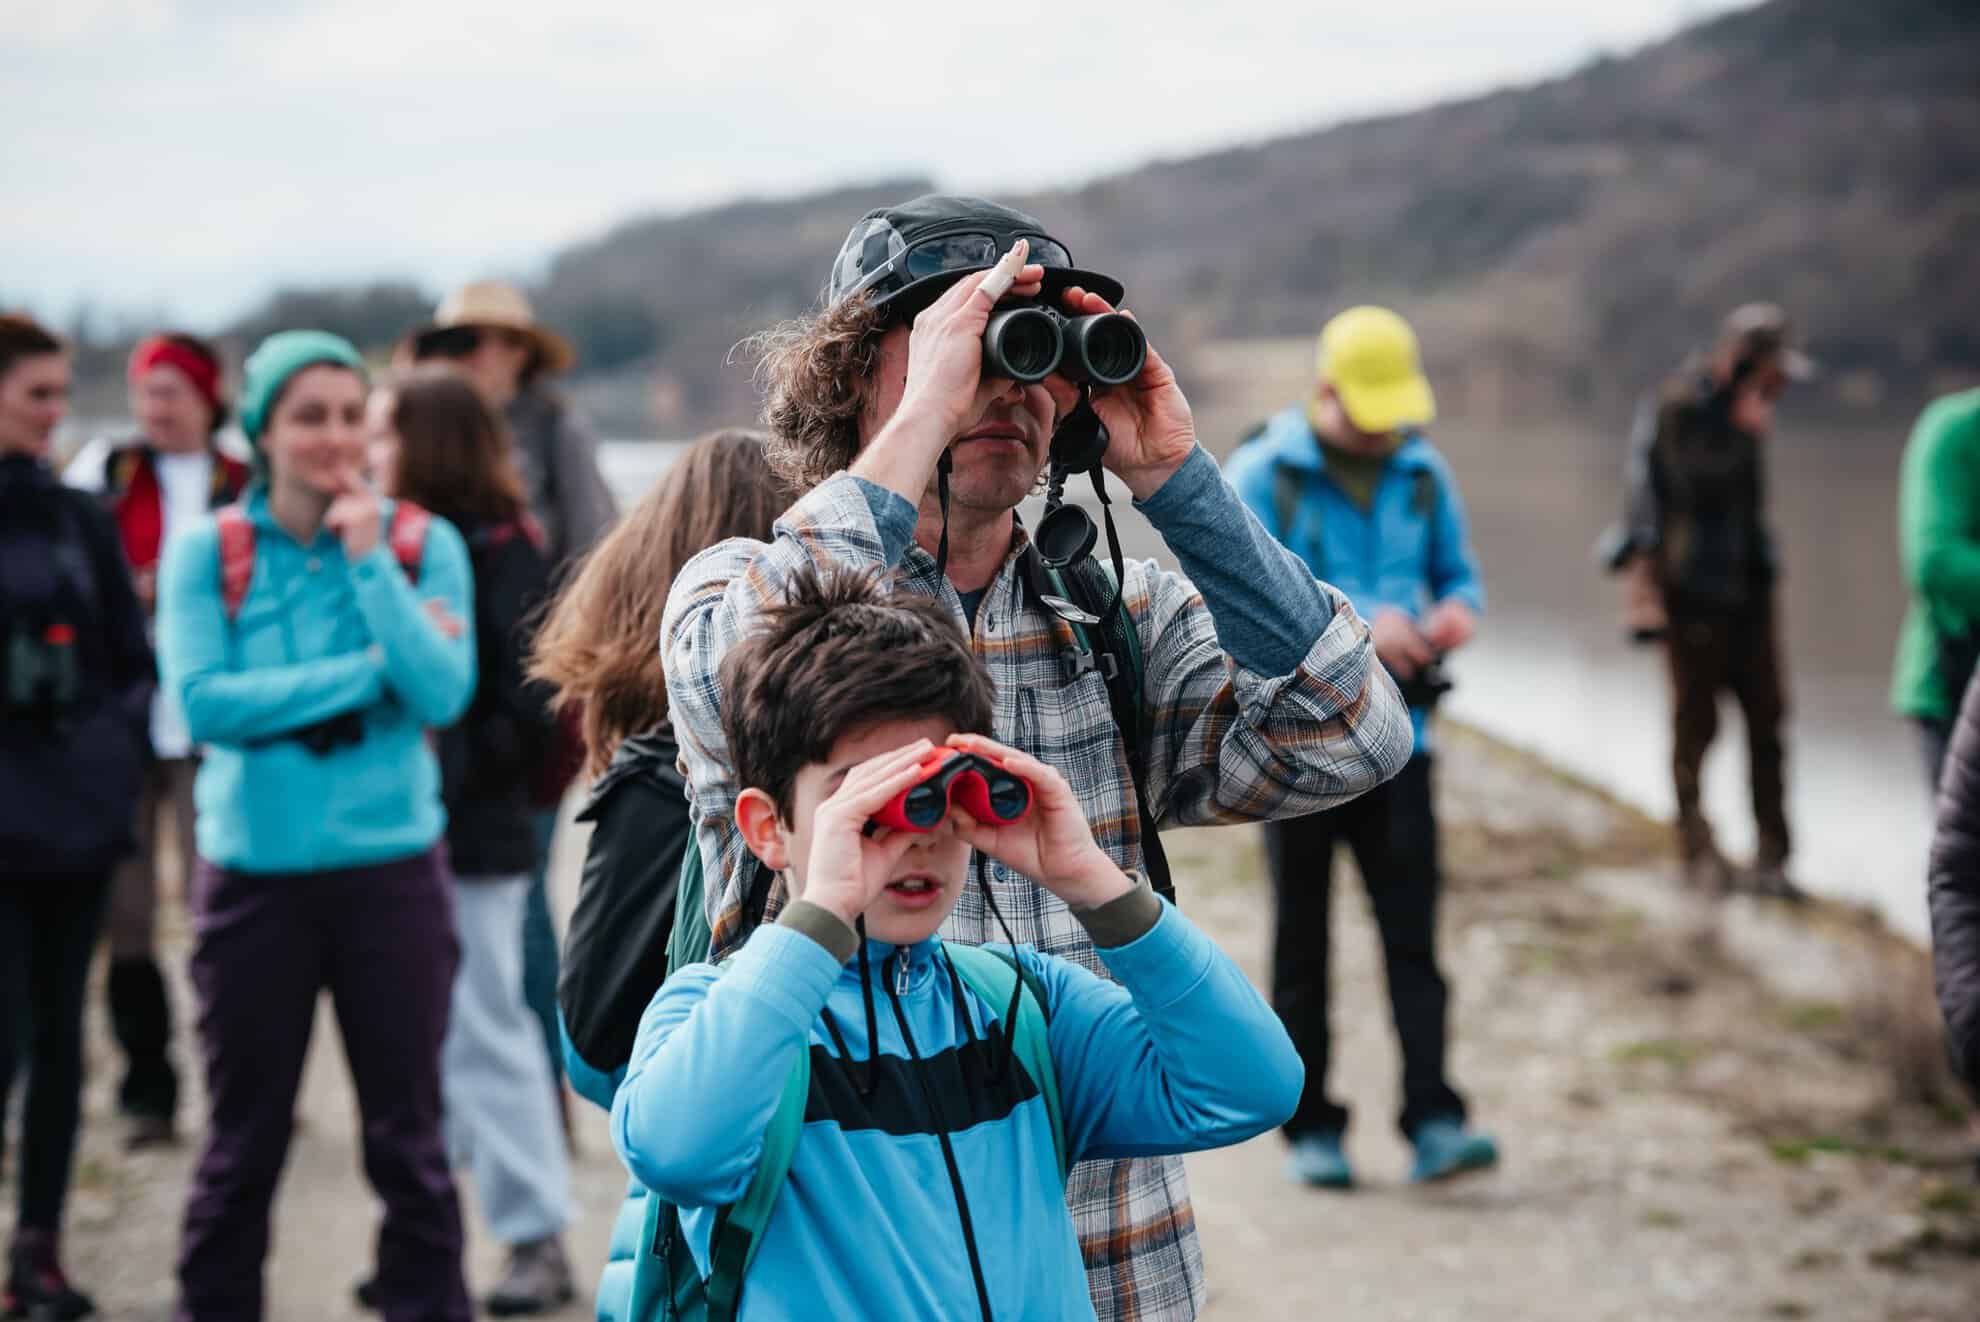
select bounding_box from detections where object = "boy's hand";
[804,739,942,929]
[943,734,1133,910]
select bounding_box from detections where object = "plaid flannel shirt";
[662,466,1411,1321]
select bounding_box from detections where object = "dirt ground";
[13,725,1980,1320]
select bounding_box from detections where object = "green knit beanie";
[238,330,367,446]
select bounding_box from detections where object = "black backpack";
[1019,546,1173,904]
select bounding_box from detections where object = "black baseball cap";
[825,194,1125,322]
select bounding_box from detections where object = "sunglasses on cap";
[834,221,1077,308]
[411,324,532,360]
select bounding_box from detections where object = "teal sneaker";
[1285,1134,1354,1189]
[1409,1117,1500,1183]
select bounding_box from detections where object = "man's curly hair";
[745,293,888,493]
[720,563,994,817]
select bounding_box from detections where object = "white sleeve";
[61,437,114,492]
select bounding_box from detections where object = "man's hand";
[1371,610,1434,680]
[1058,287,1198,502]
[324,466,382,561]
[803,740,945,929]
[1420,599,1477,654]
[853,243,1045,501]
[942,733,1133,911]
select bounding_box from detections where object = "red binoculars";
[866,749,1033,835]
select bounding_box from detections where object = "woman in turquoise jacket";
[157,331,477,1322]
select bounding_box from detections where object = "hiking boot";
[6,1232,95,1321]
[485,1237,575,1317]
[1284,1134,1354,1190]
[1736,862,1808,903]
[1408,1117,1500,1184]
[1680,848,1733,897]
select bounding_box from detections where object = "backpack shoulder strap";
[1273,463,1305,545]
[211,453,253,507]
[388,500,430,583]
[215,505,256,620]
[945,944,1067,1183]
[665,843,713,977]
[703,1013,812,1322]
[104,446,147,502]
[1044,555,1173,904]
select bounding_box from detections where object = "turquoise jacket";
[1226,405,1484,750]
[157,489,475,873]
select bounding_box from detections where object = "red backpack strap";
[388,501,430,584]
[215,505,256,619]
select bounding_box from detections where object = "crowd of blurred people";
[0,184,1975,1322]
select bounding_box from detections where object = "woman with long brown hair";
[528,425,785,1322]
[369,364,575,1316]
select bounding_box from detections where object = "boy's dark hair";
[721,564,993,817]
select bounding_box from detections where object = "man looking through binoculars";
[661,194,1412,1321]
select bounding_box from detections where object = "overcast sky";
[4,0,1746,329]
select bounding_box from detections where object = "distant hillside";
[59,0,1980,437]
[541,0,1978,434]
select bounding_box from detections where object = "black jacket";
[0,454,154,877]
[1623,371,1777,612]
[1930,672,1980,1099]
[559,728,689,1078]
[436,514,557,878]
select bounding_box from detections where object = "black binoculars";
[293,710,367,757]
[982,308,1146,386]
[1394,657,1455,710]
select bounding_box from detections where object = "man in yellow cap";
[1226,304,1497,1189]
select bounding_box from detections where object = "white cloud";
[8,0,172,47]
[0,0,1750,325]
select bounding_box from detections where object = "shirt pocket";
[1015,668,1136,860]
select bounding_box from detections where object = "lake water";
[600,418,1934,940]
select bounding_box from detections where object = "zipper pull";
[895,951,912,997]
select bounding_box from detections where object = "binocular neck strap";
[1089,467,1127,625]
[934,450,954,584]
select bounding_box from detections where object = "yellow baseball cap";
[1317,306,1437,433]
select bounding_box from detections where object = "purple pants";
[176,849,469,1322]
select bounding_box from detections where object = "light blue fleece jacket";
[1225,407,1484,751]
[157,489,475,873]
[611,900,1301,1322]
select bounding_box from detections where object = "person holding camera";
[1,313,155,1321]
[663,195,1411,1320]
[1225,305,1495,1191]
[157,331,477,1322]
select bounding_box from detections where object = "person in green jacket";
[1894,388,1980,789]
